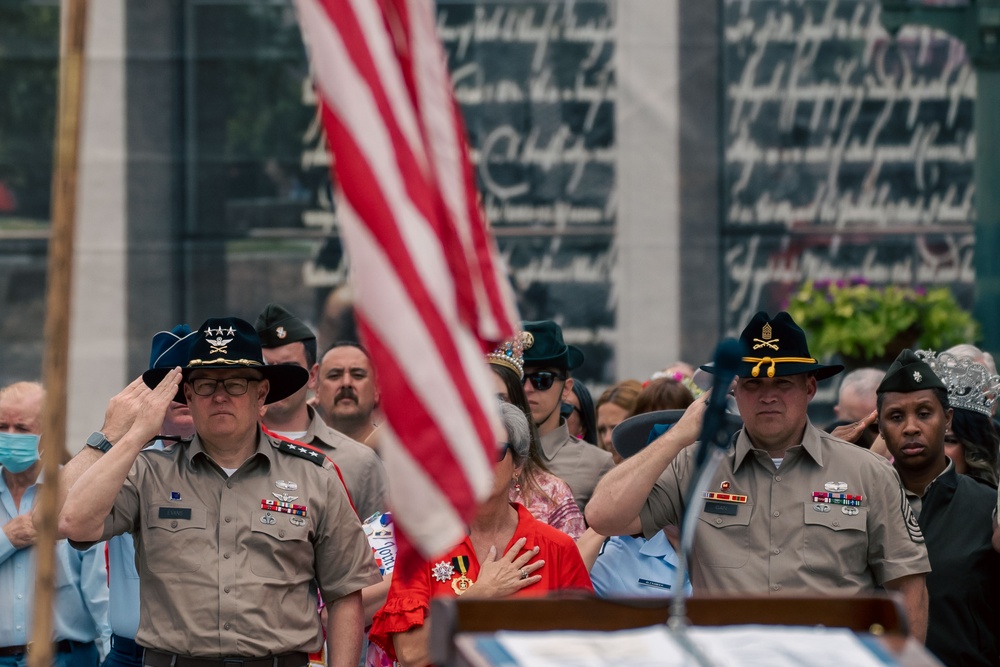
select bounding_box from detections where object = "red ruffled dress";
[369,503,593,664]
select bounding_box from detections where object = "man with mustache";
[255,304,386,519]
[315,342,380,447]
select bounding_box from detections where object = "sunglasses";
[496,442,511,462]
[524,371,566,392]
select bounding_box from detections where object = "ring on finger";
[519,568,529,580]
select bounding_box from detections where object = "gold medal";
[452,575,473,595]
[451,556,473,595]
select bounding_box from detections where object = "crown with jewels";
[486,332,528,379]
[915,349,1000,416]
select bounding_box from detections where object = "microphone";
[669,338,744,654]
[693,338,743,469]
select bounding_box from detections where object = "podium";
[429,595,942,666]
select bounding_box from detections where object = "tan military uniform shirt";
[539,422,614,512]
[94,429,381,657]
[301,406,387,520]
[639,422,930,595]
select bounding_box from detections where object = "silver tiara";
[916,350,1000,416]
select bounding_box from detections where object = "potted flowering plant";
[787,279,980,367]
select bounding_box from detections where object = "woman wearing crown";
[485,332,587,539]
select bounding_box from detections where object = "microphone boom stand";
[667,446,726,667]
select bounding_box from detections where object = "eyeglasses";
[496,442,511,462]
[189,377,260,397]
[524,371,565,392]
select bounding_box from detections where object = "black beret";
[876,349,945,394]
[254,303,316,348]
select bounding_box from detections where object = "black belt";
[0,640,92,657]
[143,649,309,667]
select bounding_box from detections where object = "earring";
[511,475,521,493]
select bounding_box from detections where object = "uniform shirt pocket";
[802,502,868,576]
[249,509,312,580]
[696,502,753,568]
[144,505,208,573]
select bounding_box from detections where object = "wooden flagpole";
[29,0,90,665]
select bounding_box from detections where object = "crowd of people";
[3,303,1000,667]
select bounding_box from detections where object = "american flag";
[294,0,520,559]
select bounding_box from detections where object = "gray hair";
[499,401,531,464]
[837,368,884,401]
[944,344,997,375]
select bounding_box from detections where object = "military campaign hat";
[521,320,584,370]
[254,303,316,348]
[143,317,309,405]
[611,409,744,460]
[702,311,843,381]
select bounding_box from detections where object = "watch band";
[85,431,113,454]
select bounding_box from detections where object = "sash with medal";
[451,556,473,595]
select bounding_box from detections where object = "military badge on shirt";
[451,556,473,595]
[900,492,924,543]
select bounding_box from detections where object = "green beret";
[876,349,945,394]
[254,303,316,348]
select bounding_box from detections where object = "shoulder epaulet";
[144,435,192,450]
[271,436,329,466]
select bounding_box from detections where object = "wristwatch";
[85,431,113,454]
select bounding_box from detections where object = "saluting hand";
[830,409,878,448]
[665,391,710,446]
[123,368,183,446]
[464,537,544,599]
[102,376,153,443]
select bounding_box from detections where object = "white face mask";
[0,432,40,473]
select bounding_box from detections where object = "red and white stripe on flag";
[294,0,520,559]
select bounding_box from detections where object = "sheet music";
[490,624,894,667]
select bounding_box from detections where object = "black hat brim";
[142,364,309,405]
[523,345,585,371]
[699,361,844,382]
[611,409,744,460]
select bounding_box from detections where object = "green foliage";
[787,280,980,361]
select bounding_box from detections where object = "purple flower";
[850,276,868,286]
[915,285,927,296]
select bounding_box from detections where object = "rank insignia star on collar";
[432,560,455,582]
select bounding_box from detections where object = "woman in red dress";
[369,402,593,666]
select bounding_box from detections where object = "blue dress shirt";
[590,531,693,598]
[106,534,140,639]
[106,441,163,641]
[0,468,111,658]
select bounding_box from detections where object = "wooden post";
[29,1,89,666]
